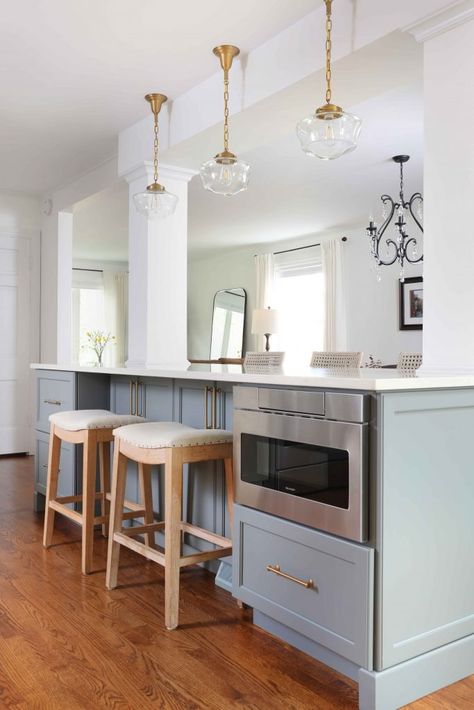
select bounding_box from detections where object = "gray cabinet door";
[109,375,139,502]
[376,390,474,671]
[36,431,74,498]
[233,504,374,669]
[173,379,217,542]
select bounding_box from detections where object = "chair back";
[397,352,422,370]
[243,351,285,373]
[310,351,363,368]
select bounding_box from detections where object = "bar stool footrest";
[113,531,165,564]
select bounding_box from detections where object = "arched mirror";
[210,288,246,359]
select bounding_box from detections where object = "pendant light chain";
[325,0,333,105]
[153,110,159,185]
[399,161,404,203]
[223,70,230,152]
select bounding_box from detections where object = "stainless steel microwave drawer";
[233,504,374,669]
[36,371,76,433]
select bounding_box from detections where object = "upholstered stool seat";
[50,409,143,431]
[114,421,233,448]
[106,421,234,630]
[43,409,146,574]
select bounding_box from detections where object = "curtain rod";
[72,267,103,273]
[273,237,347,256]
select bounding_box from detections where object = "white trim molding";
[404,0,474,42]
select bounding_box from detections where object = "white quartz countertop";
[30,362,474,392]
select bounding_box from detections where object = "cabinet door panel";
[110,376,134,415]
[141,378,174,421]
[36,431,74,498]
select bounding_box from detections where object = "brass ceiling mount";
[213,45,240,73]
[145,93,168,116]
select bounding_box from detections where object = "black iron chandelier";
[366,155,423,280]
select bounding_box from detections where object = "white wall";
[422,18,474,369]
[41,157,119,363]
[188,228,422,364]
[0,192,41,450]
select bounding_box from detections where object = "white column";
[56,210,73,364]
[408,9,474,370]
[125,164,195,368]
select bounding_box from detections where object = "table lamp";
[251,306,280,352]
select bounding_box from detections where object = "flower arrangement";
[83,330,115,366]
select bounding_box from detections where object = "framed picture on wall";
[399,276,423,330]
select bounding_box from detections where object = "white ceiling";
[188,83,424,257]
[0,0,319,194]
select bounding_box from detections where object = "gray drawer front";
[233,505,374,668]
[35,432,75,498]
[36,371,76,433]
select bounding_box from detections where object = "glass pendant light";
[133,93,178,219]
[296,0,361,160]
[200,45,250,196]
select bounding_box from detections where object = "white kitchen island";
[31,363,474,710]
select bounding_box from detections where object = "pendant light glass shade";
[296,106,361,160]
[200,153,250,196]
[297,1,361,160]
[200,45,250,196]
[133,186,178,220]
[134,93,178,220]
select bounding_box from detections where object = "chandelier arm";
[403,238,424,264]
[407,193,424,233]
[376,238,399,267]
[377,195,397,239]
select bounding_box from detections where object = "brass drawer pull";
[204,385,213,429]
[42,464,60,472]
[43,399,62,406]
[266,564,314,589]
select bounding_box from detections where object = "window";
[272,246,325,368]
[71,269,105,365]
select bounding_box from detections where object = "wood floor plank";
[0,456,472,709]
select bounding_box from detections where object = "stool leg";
[99,441,111,537]
[165,450,183,630]
[138,463,156,549]
[224,457,234,534]
[82,430,98,575]
[106,442,127,590]
[43,425,62,548]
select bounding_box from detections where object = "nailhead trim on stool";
[106,421,235,630]
[113,421,232,448]
[49,409,145,431]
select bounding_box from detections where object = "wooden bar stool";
[106,421,234,630]
[43,409,145,574]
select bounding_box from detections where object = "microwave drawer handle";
[43,399,62,406]
[266,563,314,590]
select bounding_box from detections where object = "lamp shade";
[251,308,280,335]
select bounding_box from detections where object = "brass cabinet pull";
[137,380,145,417]
[42,464,60,472]
[44,399,61,406]
[204,385,213,429]
[266,564,314,589]
[211,386,220,429]
[129,379,135,415]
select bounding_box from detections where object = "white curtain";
[254,253,275,350]
[321,238,347,351]
[103,271,128,366]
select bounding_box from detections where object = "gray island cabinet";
[32,365,474,710]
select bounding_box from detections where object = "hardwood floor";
[0,455,472,709]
